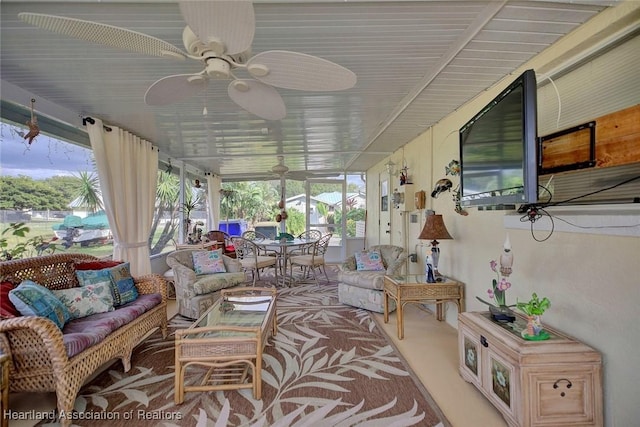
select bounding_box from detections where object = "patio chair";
[242,229,279,259]
[289,229,323,257]
[206,230,236,258]
[288,233,332,285]
[297,229,323,240]
[231,236,279,286]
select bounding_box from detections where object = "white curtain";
[86,118,158,276]
[207,174,222,230]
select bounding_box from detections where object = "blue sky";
[0,122,94,179]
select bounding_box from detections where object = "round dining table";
[256,238,318,286]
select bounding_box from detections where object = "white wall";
[365,2,640,426]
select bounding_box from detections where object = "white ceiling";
[0,1,618,180]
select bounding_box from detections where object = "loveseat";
[337,245,407,313]
[0,253,167,426]
[166,248,246,319]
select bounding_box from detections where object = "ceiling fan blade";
[179,1,255,56]
[228,79,286,121]
[18,13,186,59]
[145,74,207,106]
[247,51,357,91]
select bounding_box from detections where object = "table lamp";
[418,213,453,277]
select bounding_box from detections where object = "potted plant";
[516,292,551,338]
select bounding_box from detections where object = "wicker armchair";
[0,254,167,427]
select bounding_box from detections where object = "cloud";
[1,124,94,179]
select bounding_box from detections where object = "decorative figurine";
[426,254,436,283]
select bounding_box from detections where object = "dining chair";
[288,233,332,285]
[289,229,323,258]
[297,230,323,240]
[242,230,279,258]
[231,236,279,286]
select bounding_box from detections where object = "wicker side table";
[383,274,464,339]
[1,352,9,427]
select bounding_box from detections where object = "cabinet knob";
[480,335,488,347]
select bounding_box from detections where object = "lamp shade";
[418,214,453,242]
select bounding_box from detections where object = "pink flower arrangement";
[478,260,513,308]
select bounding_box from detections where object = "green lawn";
[2,221,175,259]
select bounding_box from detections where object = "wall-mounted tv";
[459,69,538,207]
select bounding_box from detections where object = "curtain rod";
[82,116,112,132]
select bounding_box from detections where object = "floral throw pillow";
[8,280,71,329]
[53,282,114,320]
[192,249,227,275]
[354,250,386,271]
[76,262,138,307]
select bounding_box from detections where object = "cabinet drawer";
[525,369,601,426]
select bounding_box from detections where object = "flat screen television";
[459,69,538,207]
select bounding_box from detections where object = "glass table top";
[189,295,274,339]
[387,274,455,284]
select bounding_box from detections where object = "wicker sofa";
[166,249,246,319]
[0,253,167,426]
[337,245,407,313]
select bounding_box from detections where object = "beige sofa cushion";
[192,272,246,296]
[338,270,386,290]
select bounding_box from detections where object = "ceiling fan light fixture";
[248,63,270,77]
[206,58,230,79]
[232,80,250,92]
[206,37,225,55]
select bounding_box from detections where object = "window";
[0,119,181,259]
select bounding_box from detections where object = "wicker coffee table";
[383,275,464,339]
[174,286,277,403]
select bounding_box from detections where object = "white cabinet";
[458,312,603,427]
[392,183,414,211]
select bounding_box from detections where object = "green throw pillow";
[8,280,71,328]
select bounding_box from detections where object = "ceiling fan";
[18,1,357,121]
[235,155,340,181]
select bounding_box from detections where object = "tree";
[74,171,103,213]
[220,182,279,225]
[149,170,180,255]
[46,176,82,203]
[284,208,305,236]
[0,176,71,210]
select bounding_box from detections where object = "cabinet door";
[458,325,482,388]
[484,347,519,423]
[523,367,602,426]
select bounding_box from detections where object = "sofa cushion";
[192,272,246,296]
[192,249,227,274]
[354,250,386,271]
[53,282,114,320]
[1,281,21,318]
[76,262,138,307]
[9,280,71,328]
[62,293,162,358]
[338,269,386,290]
[338,283,396,314]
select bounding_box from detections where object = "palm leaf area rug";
[51,282,449,427]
